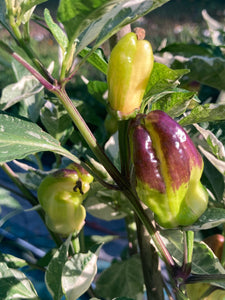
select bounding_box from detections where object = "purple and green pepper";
[38,32,208,237]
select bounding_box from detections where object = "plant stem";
[53,88,175,271]
[1,39,176,277]
[136,213,164,300]
[182,231,194,278]
[71,233,80,254]
[8,15,54,83]
[54,88,122,182]
[125,214,138,256]
[1,163,38,207]
[118,120,131,178]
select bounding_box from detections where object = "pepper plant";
[0,1,225,300]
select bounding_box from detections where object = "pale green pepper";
[37,166,93,235]
[107,32,154,118]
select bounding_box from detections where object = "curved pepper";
[37,167,93,235]
[129,110,208,228]
[107,32,154,118]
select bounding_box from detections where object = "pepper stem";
[182,230,194,278]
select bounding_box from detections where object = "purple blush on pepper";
[129,110,208,228]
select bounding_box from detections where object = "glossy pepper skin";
[129,110,208,228]
[37,165,93,236]
[204,234,224,261]
[107,32,154,118]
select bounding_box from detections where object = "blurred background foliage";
[0,0,224,93]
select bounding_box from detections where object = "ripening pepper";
[107,32,154,118]
[204,234,225,261]
[129,110,208,228]
[37,167,93,235]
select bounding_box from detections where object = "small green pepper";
[37,167,93,235]
[107,32,154,118]
[129,110,208,228]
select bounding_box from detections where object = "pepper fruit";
[204,234,225,261]
[129,110,208,228]
[37,167,93,235]
[186,234,225,300]
[187,285,225,300]
[107,32,154,118]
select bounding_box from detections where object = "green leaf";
[0,71,43,111]
[202,157,225,203]
[200,147,225,176]
[151,88,196,118]
[85,179,132,221]
[73,99,103,127]
[0,0,7,26]
[194,124,225,160]
[160,42,217,57]
[0,262,39,300]
[192,242,225,289]
[85,235,118,251]
[95,255,144,298]
[113,298,135,300]
[87,80,108,104]
[57,0,112,40]
[76,0,156,54]
[40,100,73,144]
[0,112,79,164]
[44,8,68,52]
[58,0,170,54]
[0,252,27,269]
[161,230,225,283]
[18,0,47,24]
[184,208,225,231]
[79,47,108,75]
[0,187,22,209]
[62,245,102,300]
[143,62,189,108]
[0,60,46,122]
[173,56,225,91]
[179,104,225,126]
[45,237,71,300]
[20,0,47,15]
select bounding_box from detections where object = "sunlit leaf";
[58,0,170,54]
[40,100,73,144]
[44,8,68,52]
[0,112,79,164]
[62,245,102,300]
[0,262,39,299]
[45,237,71,300]
[161,230,225,286]
[184,208,225,231]
[151,88,196,118]
[79,47,108,75]
[0,253,27,269]
[180,104,225,126]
